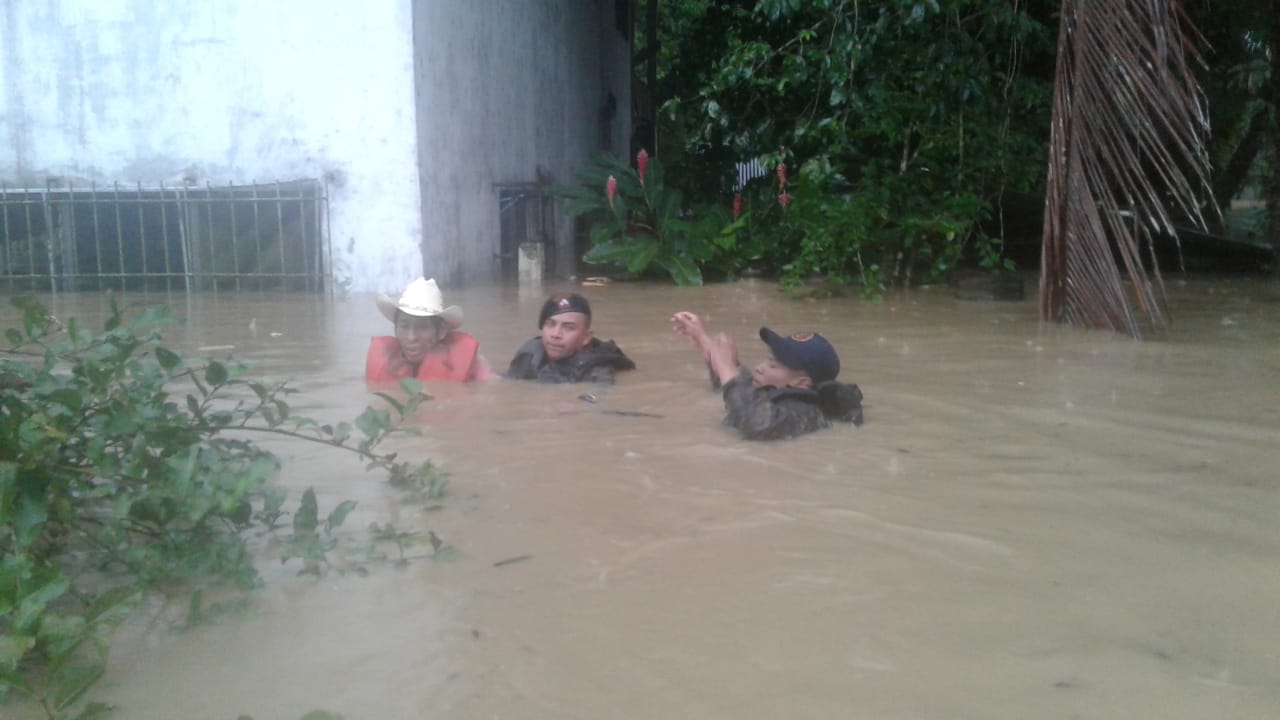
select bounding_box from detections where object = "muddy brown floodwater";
[7,275,1280,719]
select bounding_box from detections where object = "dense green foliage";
[638,0,1055,290]
[1194,0,1279,247]
[576,0,1276,289]
[0,296,444,718]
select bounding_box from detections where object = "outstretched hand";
[670,311,708,343]
[671,310,713,359]
[672,311,739,385]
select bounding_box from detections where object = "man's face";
[540,312,592,360]
[395,314,444,363]
[752,355,810,390]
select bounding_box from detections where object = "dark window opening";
[495,184,554,281]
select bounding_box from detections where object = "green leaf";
[686,235,716,262]
[325,500,357,533]
[0,461,16,520]
[13,493,49,548]
[373,392,404,416]
[85,586,140,625]
[657,188,683,225]
[248,381,269,400]
[427,473,450,499]
[583,239,637,266]
[0,665,36,695]
[155,346,181,371]
[0,634,35,669]
[563,197,605,217]
[48,386,84,412]
[607,194,628,219]
[354,407,390,439]
[42,614,91,675]
[588,222,622,248]
[624,238,661,275]
[53,661,106,711]
[293,489,318,534]
[204,361,228,386]
[661,253,704,287]
[332,422,352,444]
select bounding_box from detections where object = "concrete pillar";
[518,241,543,289]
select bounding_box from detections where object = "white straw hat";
[375,277,463,329]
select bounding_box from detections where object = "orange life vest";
[365,332,481,383]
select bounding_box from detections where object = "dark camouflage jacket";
[506,337,636,384]
[717,368,863,441]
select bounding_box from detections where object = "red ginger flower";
[776,162,787,189]
[778,192,791,211]
[637,149,649,185]
[733,193,743,220]
[606,175,618,210]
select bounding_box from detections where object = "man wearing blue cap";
[507,292,636,383]
[671,311,863,440]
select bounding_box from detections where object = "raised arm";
[670,311,712,354]
[671,311,739,386]
[704,332,741,386]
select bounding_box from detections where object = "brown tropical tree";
[1041,0,1219,337]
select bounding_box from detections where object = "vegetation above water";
[572,0,1049,292]
[0,296,448,719]
[571,0,1278,292]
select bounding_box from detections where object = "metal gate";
[0,179,330,292]
[495,183,554,281]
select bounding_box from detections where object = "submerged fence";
[495,182,555,281]
[0,180,330,292]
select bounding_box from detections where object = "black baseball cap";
[538,293,592,328]
[759,327,840,383]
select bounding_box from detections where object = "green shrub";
[745,160,1008,297]
[555,150,758,286]
[1,296,438,718]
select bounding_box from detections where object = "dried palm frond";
[1040,0,1219,338]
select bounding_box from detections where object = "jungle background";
[569,0,1278,292]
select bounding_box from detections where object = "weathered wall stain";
[2,1,629,292]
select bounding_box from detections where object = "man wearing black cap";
[671,310,863,440]
[507,293,636,384]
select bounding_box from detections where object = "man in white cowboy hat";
[366,277,498,384]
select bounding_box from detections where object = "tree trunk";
[1213,108,1266,210]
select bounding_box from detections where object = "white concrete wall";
[412,0,631,284]
[0,0,421,292]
